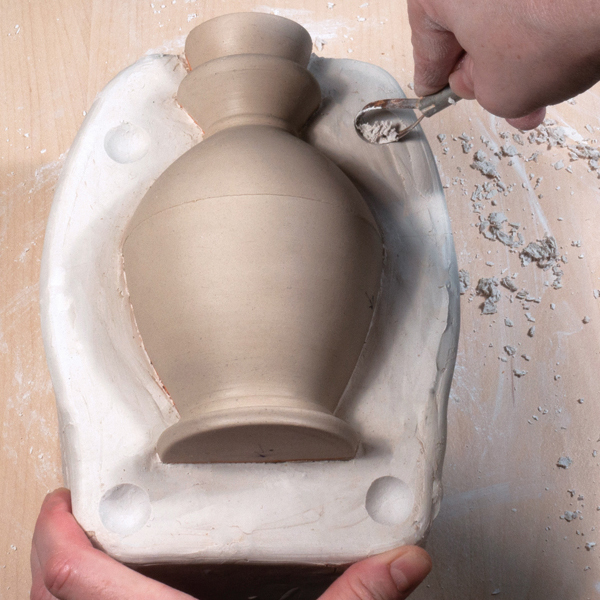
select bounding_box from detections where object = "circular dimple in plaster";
[104,122,151,163]
[99,484,151,536]
[365,476,414,525]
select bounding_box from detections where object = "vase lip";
[185,11,313,71]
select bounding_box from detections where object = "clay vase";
[122,13,383,464]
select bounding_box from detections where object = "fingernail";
[390,549,432,592]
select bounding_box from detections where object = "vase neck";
[178,13,321,138]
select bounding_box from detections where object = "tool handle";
[418,86,462,118]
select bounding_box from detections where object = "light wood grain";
[2,1,600,598]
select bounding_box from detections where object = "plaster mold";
[40,37,458,596]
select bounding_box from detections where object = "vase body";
[122,13,383,463]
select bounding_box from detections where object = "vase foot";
[156,406,359,463]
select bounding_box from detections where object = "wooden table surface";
[2,1,599,598]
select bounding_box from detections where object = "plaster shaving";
[458,269,470,294]
[479,212,524,247]
[557,456,573,469]
[476,277,501,314]
[357,119,405,144]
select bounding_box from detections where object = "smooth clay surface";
[123,15,382,465]
[40,52,458,569]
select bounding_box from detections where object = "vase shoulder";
[126,126,378,238]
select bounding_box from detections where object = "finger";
[319,546,432,600]
[407,0,464,96]
[33,488,194,600]
[506,107,546,130]
[31,544,58,600]
[447,53,476,100]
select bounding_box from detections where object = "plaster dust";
[40,53,458,570]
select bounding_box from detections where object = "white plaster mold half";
[40,53,459,567]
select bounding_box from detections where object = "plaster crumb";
[522,354,531,361]
[554,374,561,381]
[479,212,524,247]
[476,277,501,314]
[513,369,527,377]
[528,120,567,148]
[557,456,573,469]
[525,312,536,323]
[501,144,518,157]
[471,150,499,179]
[501,276,518,292]
[504,318,514,327]
[504,345,516,356]
[562,511,578,522]
[578,398,584,404]
[527,326,535,337]
[462,141,473,153]
[585,542,596,551]
[582,316,591,324]
[550,303,556,310]
[520,236,559,268]
[554,160,564,170]
[593,290,600,299]
[516,289,529,299]
[327,2,335,7]
[458,269,470,294]
[437,133,446,143]
[357,16,366,21]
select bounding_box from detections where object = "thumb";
[407,0,464,96]
[448,53,476,100]
[319,547,432,600]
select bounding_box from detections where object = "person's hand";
[31,488,432,600]
[407,0,600,129]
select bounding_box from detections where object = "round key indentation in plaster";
[365,476,414,525]
[99,484,151,536]
[104,122,150,163]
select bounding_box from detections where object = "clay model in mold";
[122,13,384,464]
